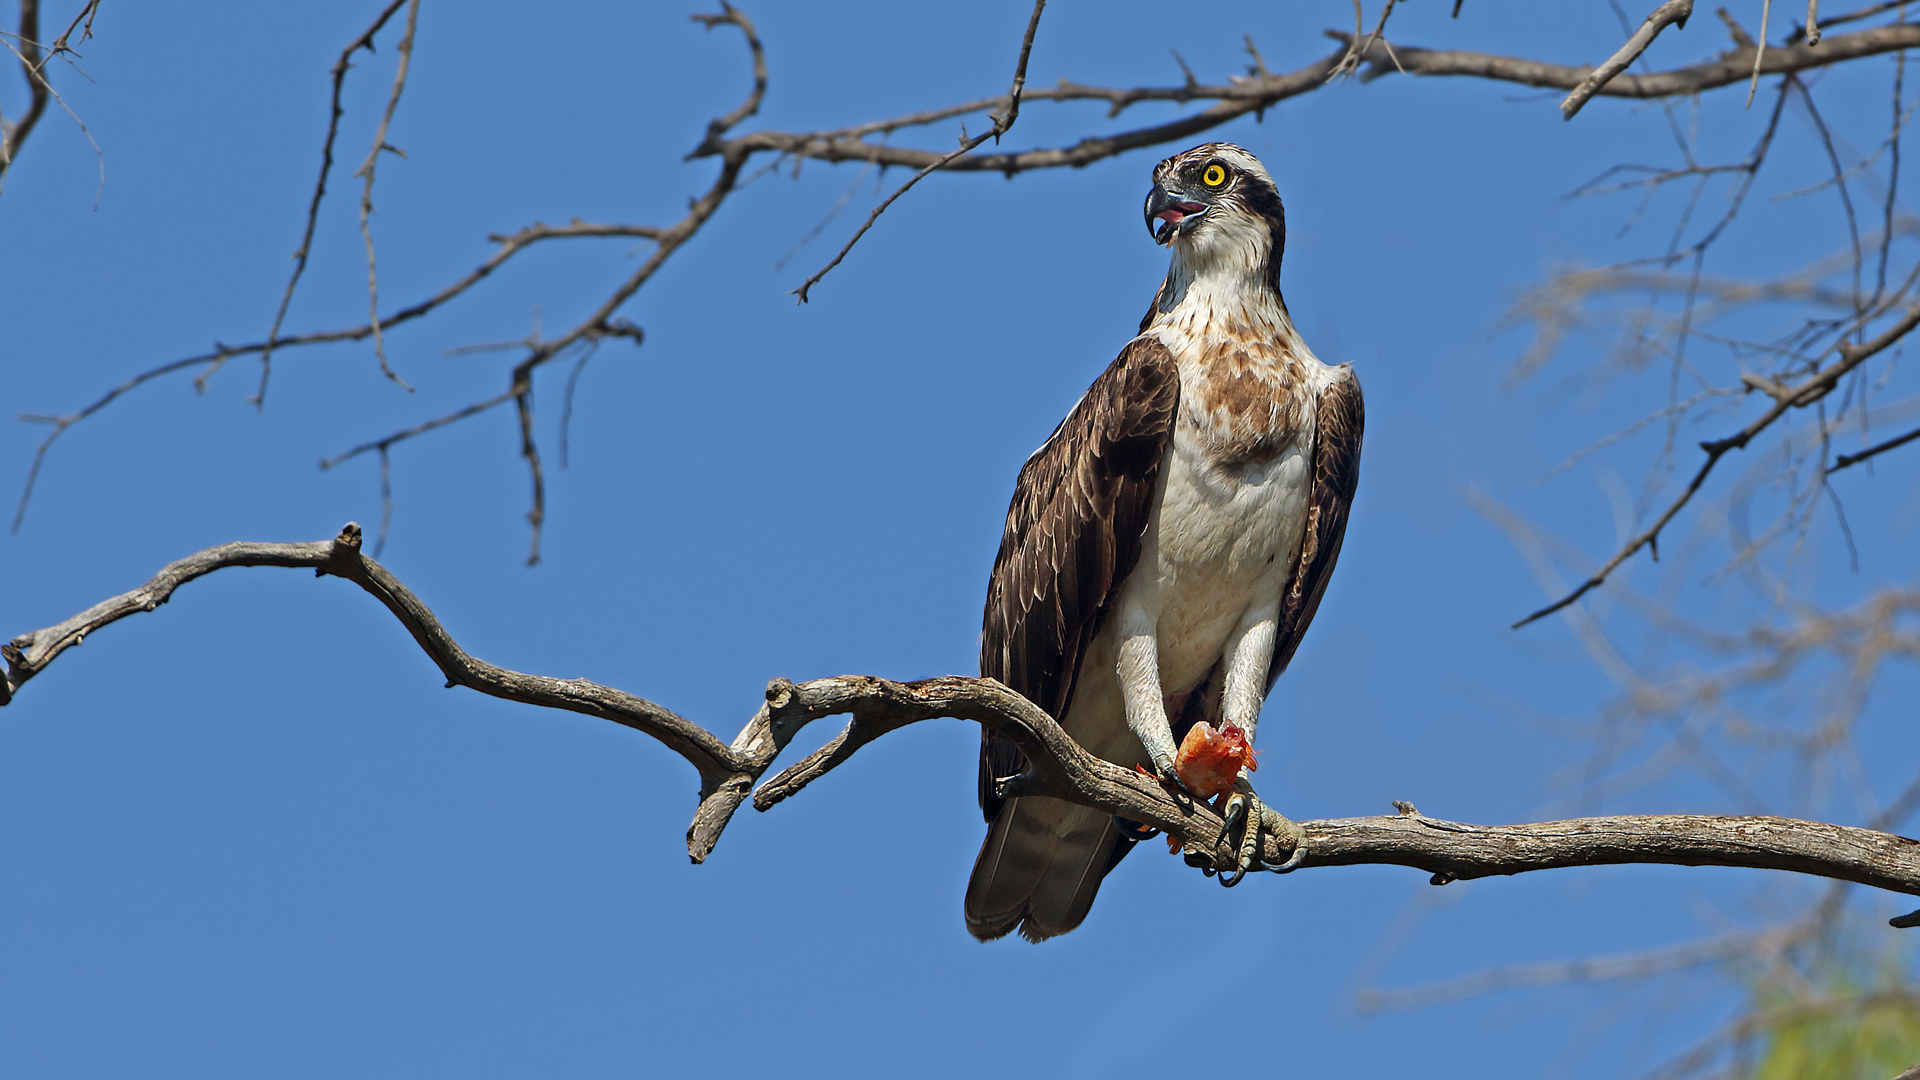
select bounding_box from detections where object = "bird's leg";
[1208,611,1311,876]
[1117,628,1191,799]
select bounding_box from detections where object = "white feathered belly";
[1146,431,1310,692]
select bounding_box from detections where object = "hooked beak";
[1144,183,1206,245]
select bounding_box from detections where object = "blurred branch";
[1829,423,1920,471]
[0,0,103,198]
[1359,926,1803,1012]
[0,0,46,169]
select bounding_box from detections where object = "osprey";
[966,143,1363,942]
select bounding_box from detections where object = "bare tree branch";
[1562,0,1695,121]
[10,529,1920,919]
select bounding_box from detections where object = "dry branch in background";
[1513,296,1920,626]
[8,527,1920,925]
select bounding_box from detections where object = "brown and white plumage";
[966,143,1364,942]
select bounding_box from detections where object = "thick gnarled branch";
[10,530,1920,925]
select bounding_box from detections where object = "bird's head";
[1144,143,1285,273]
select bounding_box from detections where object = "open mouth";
[1153,201,1206,244]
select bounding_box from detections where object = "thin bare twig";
[1562,0,1696,121]
[42,0,98,64]
[374,447,393,557]
[512,362,544,565]
[350,0,422,395]
[251,0,412,401]
[558,341,603,469]
[1829,422,1920,469]
[319,390,515,472]
[791,0,1046,303]
[1749,0,1775,106]
[1330,0,1403,82]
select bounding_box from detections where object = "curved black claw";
[1152,757,1196,809]
[1113,816,1160,841]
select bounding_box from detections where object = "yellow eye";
[1202,164,1227,187]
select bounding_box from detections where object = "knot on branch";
[318,522,366,579]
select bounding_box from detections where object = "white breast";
[1143,397,1314,693]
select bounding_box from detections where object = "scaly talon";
[1214,790,1262,887]
[1256,803,1308,873]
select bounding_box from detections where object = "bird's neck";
[1149,230,1295,346]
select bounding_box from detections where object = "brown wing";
[977,338,1179,820]
[1267,365,1363,690]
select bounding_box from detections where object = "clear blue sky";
[4,2,1915,1076]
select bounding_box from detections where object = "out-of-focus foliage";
[1748,944,1920,1080]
